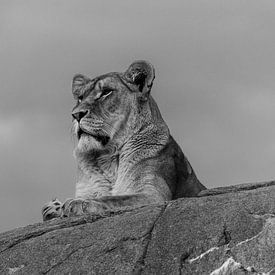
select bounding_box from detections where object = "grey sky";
[1,0,275,232]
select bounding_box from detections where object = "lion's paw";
[61,198,89,218]
[42,198,62,221]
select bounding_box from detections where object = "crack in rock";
[132,204,167,275]
[42,242,96,274]
[236,217,275,247]
[182,222,232,266]
[210,217,275,274]
[103,235,151,253]
[178,251,193,275]
[218,223,232,246]
[188,247,220,264]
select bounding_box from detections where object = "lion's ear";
[72,74,91,99]
[124,60,155,99]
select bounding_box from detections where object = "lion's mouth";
[77,128,110,146]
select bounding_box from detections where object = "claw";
[42,205,51,213]
[42,198,62,221]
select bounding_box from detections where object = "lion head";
[71,61,160,154]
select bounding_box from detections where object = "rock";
[0,181,274,275]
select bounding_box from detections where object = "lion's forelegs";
[41,195,153,221]
[60,193,163,218]
[42,181,169,221]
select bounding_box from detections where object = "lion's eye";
[100,88,113,99]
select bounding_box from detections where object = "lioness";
[42,61,206,221]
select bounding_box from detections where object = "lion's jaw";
[73,109,133,154]
[72,121,108,152]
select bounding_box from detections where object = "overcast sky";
[1,0,275,232]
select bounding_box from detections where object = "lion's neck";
[76,145,119,176]
[75,147,119,199]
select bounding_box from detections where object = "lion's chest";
[75,153,119,199]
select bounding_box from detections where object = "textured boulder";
[0,181,274,274]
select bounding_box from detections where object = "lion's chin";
[77,134,104,151]
[76,132,111,153]
[78,128,110,145]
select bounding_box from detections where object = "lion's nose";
[72,110,88,122]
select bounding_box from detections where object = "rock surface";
[0,181,274,275]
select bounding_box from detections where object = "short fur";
[42,61,206,221]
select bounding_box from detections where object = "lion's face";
[72,74,135,151]
[71,61,155,153]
